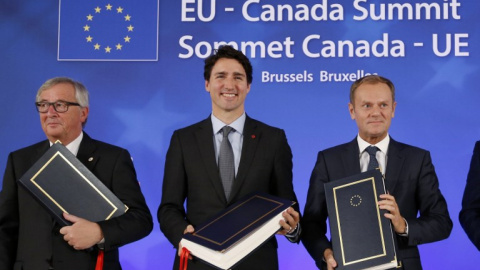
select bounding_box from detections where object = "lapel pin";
[251,135,256,139]
[88,157,94,162]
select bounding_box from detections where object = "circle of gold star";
[83,4,135,53]
[350,195,362,207]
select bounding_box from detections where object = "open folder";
[18,141,128,226]
[180,192,294,270]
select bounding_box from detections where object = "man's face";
[348,82,396,144]
[38,83,88,144]
[205,58,251,117]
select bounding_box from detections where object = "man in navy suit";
[0,77,153,270]
[460,141,480,250]
[158,45,301,270]
[302,75,452,270]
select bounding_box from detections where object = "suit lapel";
[195,118,228,203]
[385,138,404,194]
[33,141,51,164]
[229,116,259,201]
[342,139,362,176]
[76,133,99,171]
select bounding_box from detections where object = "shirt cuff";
[286,223,301,242]
[97,238,105,249]
[397,218,409,237]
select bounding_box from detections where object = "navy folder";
[18,141,128,226]
[181,192,294,269]
[325,169,398,270]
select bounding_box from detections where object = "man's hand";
[324,248,338,270]
[178,225,195,257]
[278,207,300,235]
[378,194,407,234]
[59,213,103,250]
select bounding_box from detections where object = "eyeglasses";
[35,101,81,113]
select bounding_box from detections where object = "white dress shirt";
[357,134,390,175]
[49,132,83,156]
[211,113,246,176]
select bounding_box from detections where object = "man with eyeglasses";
[0,77,153,270]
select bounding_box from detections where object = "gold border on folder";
[333,176,387,266]
[29,151,119,220]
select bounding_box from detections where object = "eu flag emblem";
[58,0,158,61]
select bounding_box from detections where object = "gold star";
[94,43,101,50]
[95,6,101,13]
[86,14,93,21]
[116,43,123,50]
[117,6,123,13]
[105,46,112,53]
[83,25,90,31]
[106,4,112,10]
[124,14,131,21]
[124,36,131,42]
[127,25,134,32]
[86,35,93,42]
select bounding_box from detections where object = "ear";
[80,107,89,123]
[348,103,355,120]
[205,80,210,92]
[391,101,397,118]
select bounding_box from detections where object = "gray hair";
[36,77,89,107]
[36,77,90,127]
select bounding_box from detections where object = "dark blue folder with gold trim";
[181,192,294,269]
[18,142,128,226]
[325,169,398,270]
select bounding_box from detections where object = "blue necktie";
[366,146,380,171]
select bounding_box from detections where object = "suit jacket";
[158,115,299,270]
[459,141,480,250]
[302,137,452,270]
[0,133,153,270]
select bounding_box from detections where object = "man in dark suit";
[460,141,480,250]
[302,75,452,270]
[158,45,301,270]
[0,77,153,270]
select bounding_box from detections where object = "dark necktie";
[366,146,380,171]
[219,126,235,199]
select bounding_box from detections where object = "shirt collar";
[211,113,246,135]
[49,132,83,156]
[357,134,390,155]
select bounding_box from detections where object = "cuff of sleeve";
[97,238,105,249]
[286,223,301,242]
[397,218,409,237]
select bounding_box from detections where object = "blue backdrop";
[1,0,479,268]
